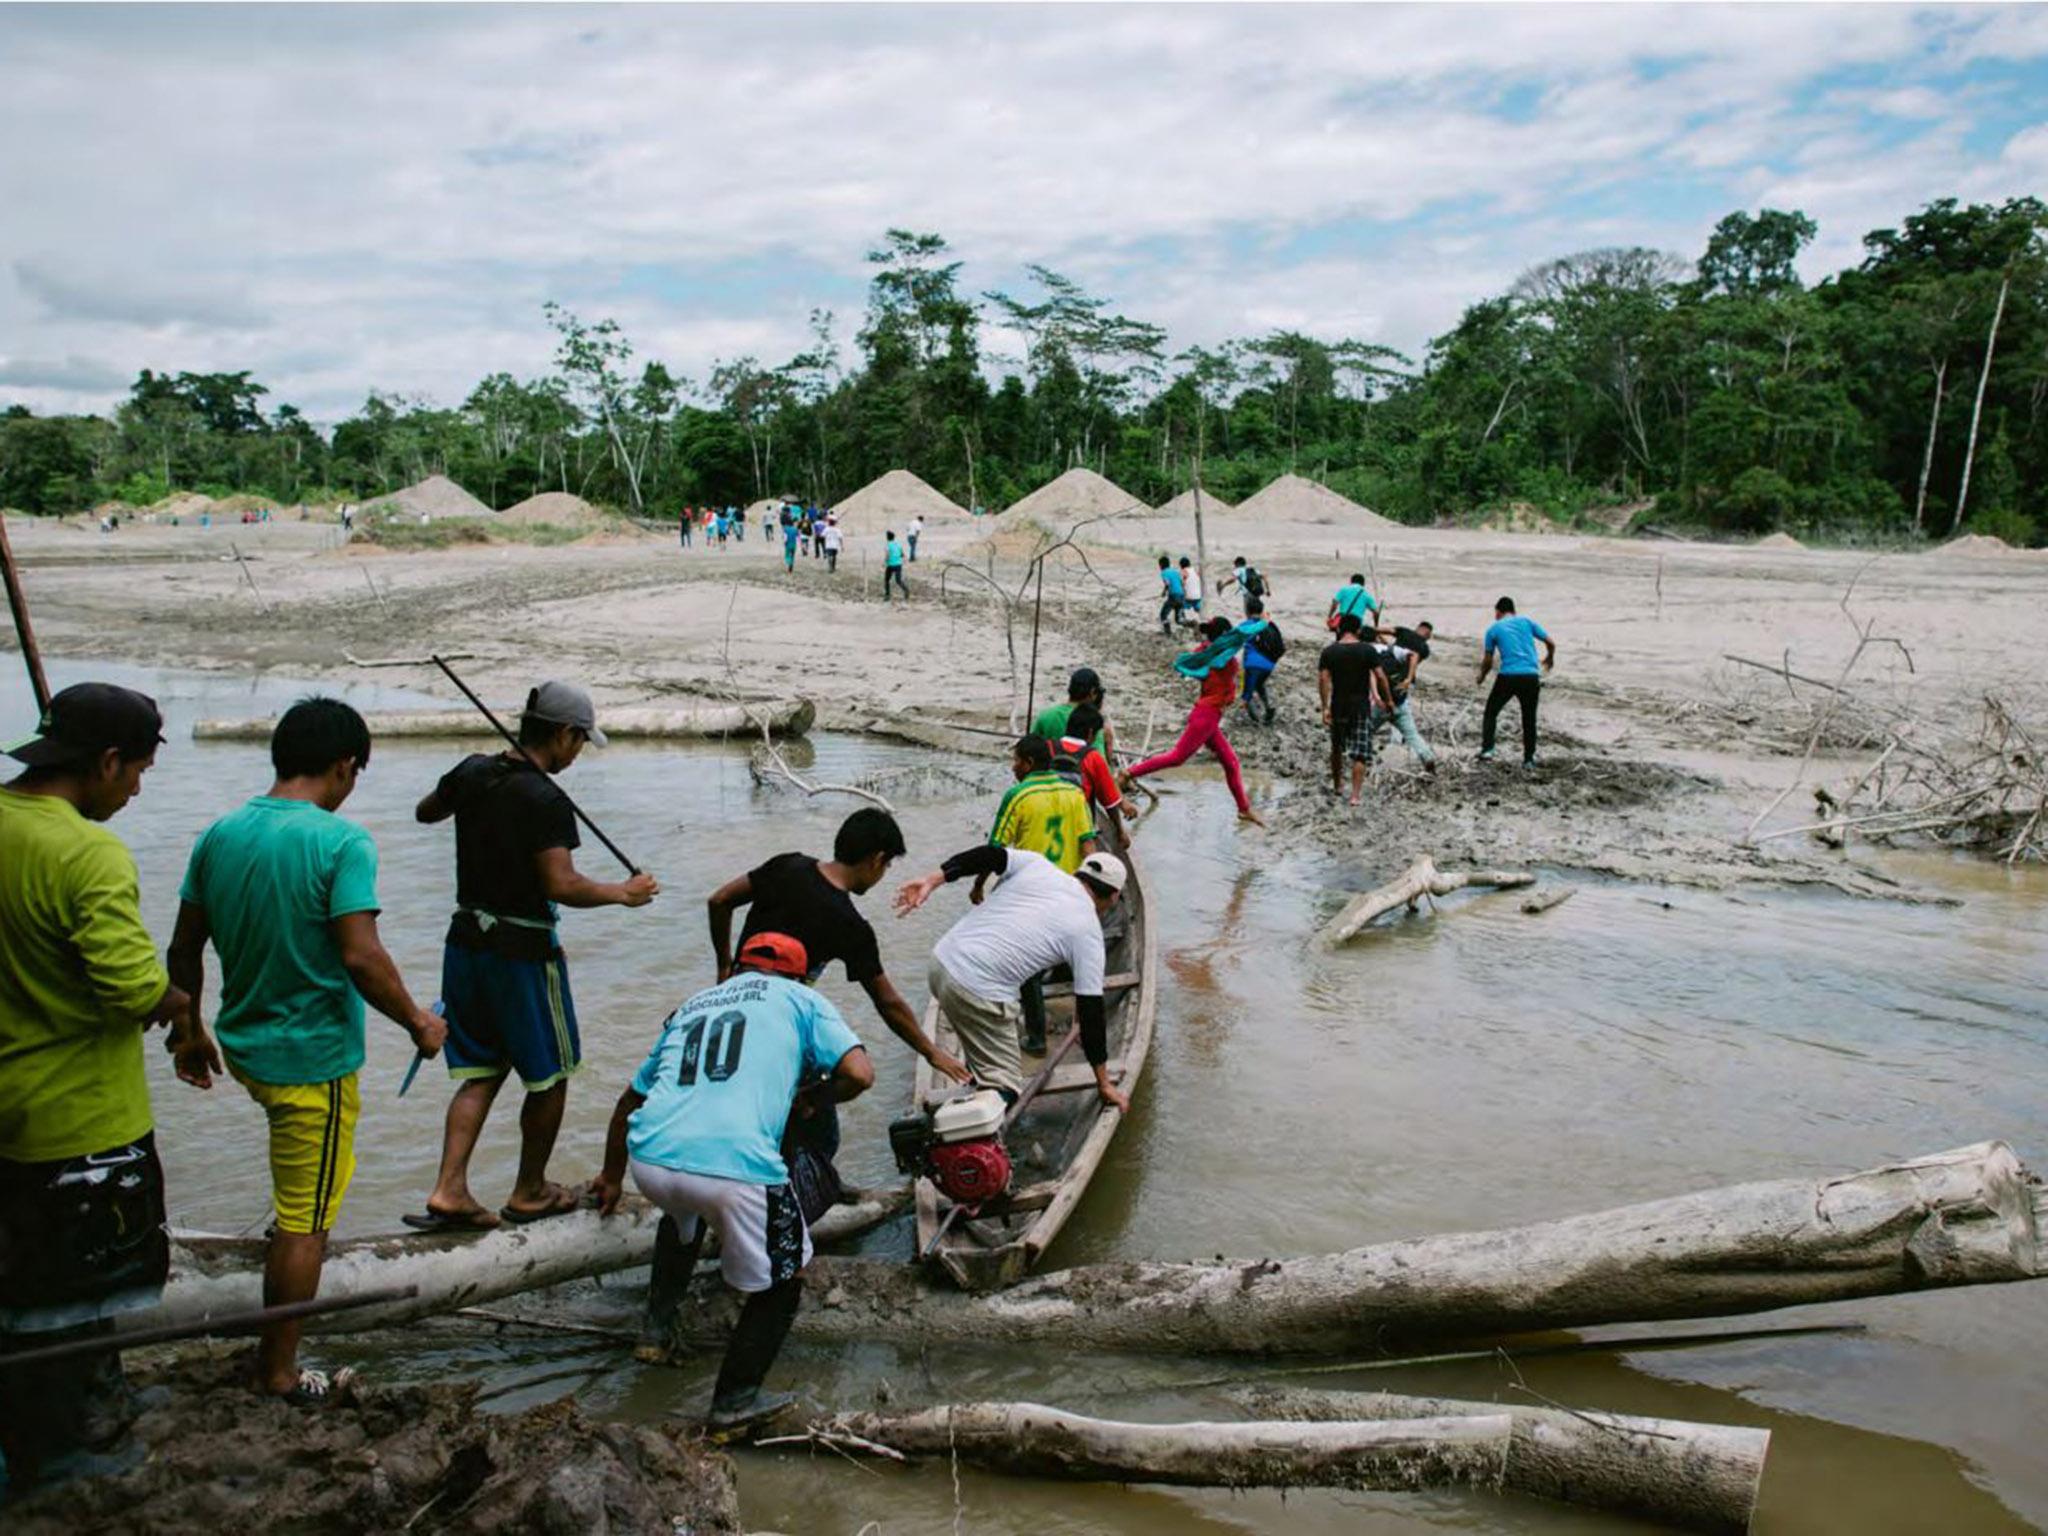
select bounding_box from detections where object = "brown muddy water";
[11,661,2048,1534]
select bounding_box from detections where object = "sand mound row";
[1925,532,2020,559]
[369,474,493,520]
[1003,467,1145,522]
[150,491,217,520]
[1154,487,1234,516]
[833,469,966,533]
[1753,531,1805,550]
[1235,473,1395,529]
[500,490,607,527]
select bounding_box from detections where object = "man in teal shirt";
[169,697,444,1403]
[1327,572,1378,631]
[883,530,909,602]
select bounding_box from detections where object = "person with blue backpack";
[1236,596,1285,725]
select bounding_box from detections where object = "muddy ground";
[7,509,2045,898]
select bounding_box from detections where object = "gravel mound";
[150,492,216,520]
[1925,532,2027,559]
[1002,467,1145,522]
[834,469,966,533]
[500,491,606,527]
[1235,473,1395,529]
[1154,487,1235,516]
[1754,532,1805,550]
[371,474,493,520]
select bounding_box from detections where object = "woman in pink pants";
[1123,618,1264,825]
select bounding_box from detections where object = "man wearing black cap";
[0,683,199,1486]
[1030,666,1117,764]
[406,680,659,1233]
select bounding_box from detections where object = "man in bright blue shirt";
[883,531,909,602]
[1157,555,1186,634]
[781,514,800,573]
[1476,595,1557,767]
[593,931,873,1430]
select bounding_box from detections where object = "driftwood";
[342,649,473,668]
[810,1402,1512,1494]
[192,699,816,742]
[1324,855,1535,943]
[1239,1387,1766,1535]
[120,1187,904,1339]
[670,1141,2046,1356]
[1519,885,1577,915]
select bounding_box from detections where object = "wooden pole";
[0,513,52,713]
[1,1285,419,1368]
[1025,556,1046,722]
[229,541,271,614]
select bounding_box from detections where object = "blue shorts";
[441,940,581,1091]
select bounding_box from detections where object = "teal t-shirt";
[885,539,905,568]
[180,796,381,1085]
[1333,583,1378,620]
[628,973,862,1185]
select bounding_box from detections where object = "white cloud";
[0,3,2041,421]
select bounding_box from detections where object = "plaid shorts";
[1331,711,1374,763]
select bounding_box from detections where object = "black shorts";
[0,1134,169,1314]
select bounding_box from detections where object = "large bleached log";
[682,1142,2046,1356]
[191,699,816,742]
[813,1402,1512,1493]
[121,1188,903,1339]
[1238,1387,1767,1535]
[1324,855,1535,942]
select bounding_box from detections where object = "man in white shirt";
[894,846,1127,1110]
[822,516,844,574]
[907,515,924,563]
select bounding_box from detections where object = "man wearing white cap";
[894,845,1129,1111]
[405,681,659,1232]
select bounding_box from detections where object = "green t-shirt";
[180,796,381,1086]
[0,787,168,1162]
[1028,702,1105,753]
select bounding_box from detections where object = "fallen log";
[1237,1387,1767,1535]
[1520,885,1577,916]
[809,1402,1511,1494]
[1325,855,1535,943]
[192,698,816,742]
[675,1141,2046,1356]
[120,1187,904,1339]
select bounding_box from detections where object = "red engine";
[927,1137,1013,1205]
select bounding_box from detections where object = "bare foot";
[1347,795,1362,808]
[1239,808,1266,827]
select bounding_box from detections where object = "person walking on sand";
[822,514,843,573]
[1179,557,1203,621]
[1156,555,1186,634]
[1,683,199,1485]
[405,682,658,1232]
[1477,596,1556,767]
[1120,616,1263,825]
[591,932,874,1433]
[781,511,800,573]
[679,507,694,550]
[168,698,445,1404]
[1218,555,1271,617]
[715,509,730,547]
[1371,620,1438,771]
[1319,614,1393,805]
[883,530,909,602]
[1327,572,1379,633]
[1236,596,1285,726]
[907,515,924,563]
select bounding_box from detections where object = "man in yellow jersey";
[986,735,1095,1054]
[0,683,196,1489]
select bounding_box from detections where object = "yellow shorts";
[234,1070,359,1235]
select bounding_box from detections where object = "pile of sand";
[1480,501,1564,536]
[743,496,792,523]
[1154,487,1235,516]
[1236,473,1396,529]
[1754,531,1805,550]
[1583,499,1655,534]
[1002,467,1145,522]
[370,474,493,521]
[149,491,216,521]
[1927,533,2016,559]
[832,468,966,533]
[500,490,607,527]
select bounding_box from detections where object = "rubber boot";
[637,1214,705,1361]
[1019,973,1048,1056]
[708,1278,804,1431]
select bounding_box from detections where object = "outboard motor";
[889,1089,1013,1206]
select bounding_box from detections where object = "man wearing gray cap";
[405,682,658,1231]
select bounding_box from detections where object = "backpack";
[1242,566,1266,599]
[1250,620,1286,663]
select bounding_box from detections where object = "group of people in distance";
[0,667,1154,1485]
[678,502,924,597]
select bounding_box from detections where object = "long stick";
[0,1284,419,1369]
[430,654,641,875]
[1025,556,1046,723]
[229,540,271,614]
[0,513,51,713]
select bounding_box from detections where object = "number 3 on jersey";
[675,1009,748,1085]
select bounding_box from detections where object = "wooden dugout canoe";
[191,698,816,742]
[912,845,1157,1291]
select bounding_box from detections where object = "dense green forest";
[3,197,2044,543]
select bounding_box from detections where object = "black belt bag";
[0,1135,170,1311]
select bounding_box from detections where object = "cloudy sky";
[4,2,2046,424]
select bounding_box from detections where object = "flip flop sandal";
[400,1206,500,1233]
[498,1185,584,1226]
[278,1365,357,1407]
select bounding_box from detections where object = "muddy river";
[9,660,2047,1534]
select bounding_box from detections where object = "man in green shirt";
[0,682,195,1488]
[168,697,445,1403]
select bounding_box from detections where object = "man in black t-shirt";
[404,681,658,1232]
[1318,614,1393,806]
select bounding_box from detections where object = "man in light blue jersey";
[1476,595,1557,767]
[593,931,873,1431]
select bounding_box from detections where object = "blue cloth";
[1484,615,1551,676]
[1161,568,1186,600]
[1237,620,1277,676]
[441,940,581,1091]
[782,524,799,547]
[627,973,862,1185]
[1172,627,1247,679]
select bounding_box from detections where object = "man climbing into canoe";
[1031,665,1116,766]
[988,734,1097,1055]
[1119,616,1264,826]
[0,683,196,1486]
[1050,703,1127,846]
[894,845,1130,1112]
[405,682,658,1232]
[592,931,874,1432]
[168,697,445,1404]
